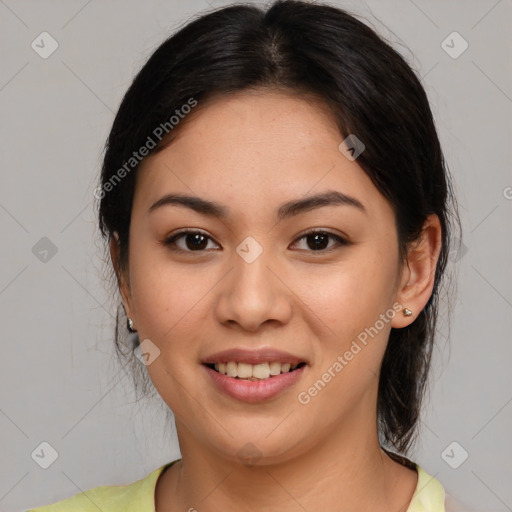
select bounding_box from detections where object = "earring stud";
[127,317,137,332]
[402,308,413,317]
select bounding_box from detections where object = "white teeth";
[226,361,238,378]
[237,362,253,378]
[252,363,270,379]
[212,361,302,379]
[269,361,282,375]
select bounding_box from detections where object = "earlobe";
[391,214,442,329]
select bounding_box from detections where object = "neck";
[157,410,418,512]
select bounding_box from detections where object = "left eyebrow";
[276,190,366,221]
[147,190,366,220]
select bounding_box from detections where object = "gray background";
[0,1,511,511]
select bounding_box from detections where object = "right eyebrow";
[148,194,228,218]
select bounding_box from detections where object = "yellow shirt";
[26,459,445,511]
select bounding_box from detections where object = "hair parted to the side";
[96,0,461,462]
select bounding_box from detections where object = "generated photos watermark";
[297,301,403,405]
[94,97,198,200]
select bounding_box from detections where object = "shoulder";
[407,464,446,512]
[382,450,446,512]
[411,465,477,512]
[25,460,179,512]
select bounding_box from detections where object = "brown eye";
[292,230,349,252]
[164,230,220,252]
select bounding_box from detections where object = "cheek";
[295,251,398,392]
[129,247,217,341]
[299,254,396,337]
[296,264,395,410]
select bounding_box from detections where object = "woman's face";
[118,89,411,463]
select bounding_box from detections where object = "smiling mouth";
[203,361,307,380]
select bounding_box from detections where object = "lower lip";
[203,364,307,403]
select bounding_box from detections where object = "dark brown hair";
[96,0,461,459]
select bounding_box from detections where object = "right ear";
[110,232,134,321]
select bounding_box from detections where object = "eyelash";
[162,228,349,254]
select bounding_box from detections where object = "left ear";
[391,213,443,328]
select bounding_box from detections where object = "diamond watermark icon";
[441,441,469,469]
[237,442,262,465]
[441,32,468,59]
[339,134,365,161]
[134,338,161,366]
[31,32,59,59]
[32,237,58,263]
[31,441,59,469]
[448,237,468,263]
[236,236,263,263]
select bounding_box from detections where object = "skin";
[111,89,442,512]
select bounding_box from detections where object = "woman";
[28,0,463,510]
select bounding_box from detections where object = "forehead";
[134,90,393,223]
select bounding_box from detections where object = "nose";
[214,245,293,332]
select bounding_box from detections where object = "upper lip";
[202,347,308,365]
